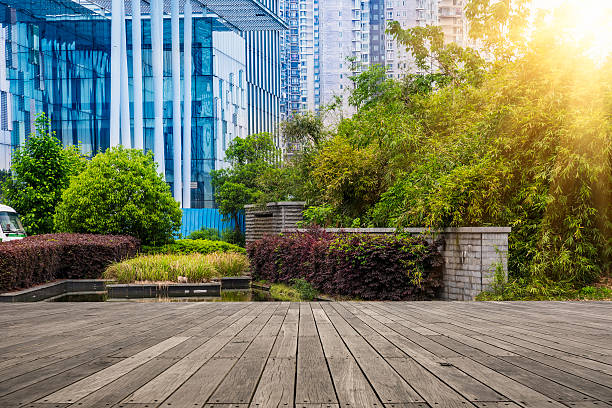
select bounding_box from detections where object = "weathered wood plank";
[469,355,598,403]
[314,309,382,407]
[125,304,266,404]
[250,357,295,407]
[0,357,120,407]
[321,303,423,404]
[448,356,569,408]
[39,336,190,404]
[0,301,610,408]
[387,357,476,408]
[160,357,238,407]
[296,304,338,405]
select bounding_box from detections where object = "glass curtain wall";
[130,17,217,208]
[0,0,261,209]
[0,0,111,170]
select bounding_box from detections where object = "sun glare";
[530,0,612,60]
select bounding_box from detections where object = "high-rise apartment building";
[0,0,286,208]
[438,0,467,46]
[280,0,318,117]
[318,0,369,117]
[385,0,438,79]
[279,0,467,118]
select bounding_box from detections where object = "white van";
[0,204,26,242]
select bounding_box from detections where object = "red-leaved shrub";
[247,230,443,300]
[0,233,140,292]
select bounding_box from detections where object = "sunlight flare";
[531,0,612,60]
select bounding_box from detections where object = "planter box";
[221,277,251,290]
[0,280,107,302]
[106,283,221,298]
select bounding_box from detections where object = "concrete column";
[109,0,122,147]
[182,0,192,208]
[120,0,132,148]
[151,0,165,177]
[132,0,144,150]
[171,0,182,205]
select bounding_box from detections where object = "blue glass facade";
[0,0,111,166]
[132,17,225,208]
[0,0,283,208]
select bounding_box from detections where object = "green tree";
[2,113,86,234]
[0,169,10,202]
[211,133,280,233]
[281,111,325,149]
[54,146,182,245]
[298,0,612,285]
[386,23,485,86]
[348,64,401,109]
[464,0,531,60]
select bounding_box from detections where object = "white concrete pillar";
[171,0,182,205]
[132,0,144,150]
[182,0,192,208]
[109,0,122,147]
[151,0,165,177]
[120,0,132,148]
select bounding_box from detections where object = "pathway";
[0,301,611,407]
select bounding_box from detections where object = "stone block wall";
[245,202,510,301]
[244,202,306,244]
[433,228,509,301]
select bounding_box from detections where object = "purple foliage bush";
[247,230,444,300]
[0,233,140,292]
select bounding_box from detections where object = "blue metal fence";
[178,208,245,239]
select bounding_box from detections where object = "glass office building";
[0,0,111,168]
[0,0,286,208]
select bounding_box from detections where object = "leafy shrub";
[187,228,220,241]
[281,10,612,286]
[476,278,612,301]
[221,228,245,247]
[2,114,86,235]
[54,146,182,245]
[211,133,281,233]
[300,205,336,227]
[143,239,245,255]
[268,279,318,301]
[0,233,139,291]
[290,278,318,300]
[0,169,10,201]
[270,283,303,301]
[248,230,443,300]
[103,252,249,283]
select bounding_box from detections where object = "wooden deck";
[0,301,611,408]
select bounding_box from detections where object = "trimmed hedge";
[143,239,245,255]
[248,230,443,300]
[0,233,140,292]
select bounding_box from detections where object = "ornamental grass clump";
[103,252,250,283]
[104,254,216,283]
[206,252,250,277]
